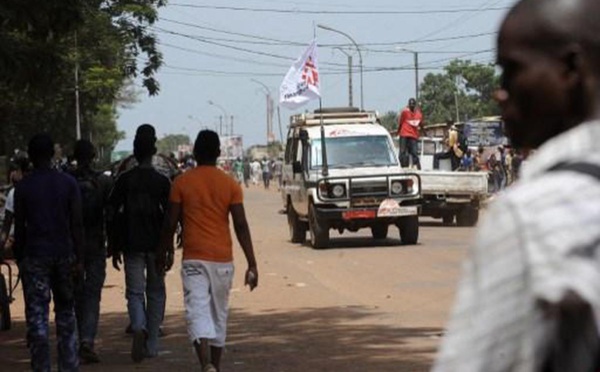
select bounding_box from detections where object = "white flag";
[279,39,321,109]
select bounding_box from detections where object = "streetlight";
[250,79,275,144]
[396,47,420,101]
[207,100,228,136]
[317,24,364,111]
[333,47,353,107]
[208,100,233,159]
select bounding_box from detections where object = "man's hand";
[244,266,258,291]
[165,250,174,272]
[112,252,122,271]
[155,250,174,277]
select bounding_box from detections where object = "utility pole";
[318,24,363,111]
[219,115,223,136]
[334,47,353,107]
[250,79,274,143]
[414,51,420,101]
[396,47,419,101]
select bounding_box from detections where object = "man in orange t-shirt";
[157,130,258,372]
[397,98,424,169]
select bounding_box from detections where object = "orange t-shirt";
[170,166,243,262]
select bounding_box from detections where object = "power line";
[160,17,497,48]
[160,42,292,68]
[169,3,510,15]
[412,0,506,43]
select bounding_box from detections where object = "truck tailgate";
[418,171,488,195]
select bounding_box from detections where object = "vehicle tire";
[371,224,388,240]
[398,216,419,245]
[442,213,454,226]
[308,203,329,249]
[0,274,11,331]
[287,202,306,243]
[456,207,479,227]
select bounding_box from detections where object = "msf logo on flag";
[301,57,319,87]
[280,39,321,109]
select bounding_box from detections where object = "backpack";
[544,161,600,372]
[75,171,104,229]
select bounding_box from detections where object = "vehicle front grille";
[350,181,388,197]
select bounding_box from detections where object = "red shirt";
[397,107,423,139]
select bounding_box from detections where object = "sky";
[115,0,519,151]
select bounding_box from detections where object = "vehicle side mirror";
[293,161,303,174]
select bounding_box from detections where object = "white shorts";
[181,259,234,347]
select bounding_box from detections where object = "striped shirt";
[433,120,600,372]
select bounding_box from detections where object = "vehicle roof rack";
[290,109,379,127]
[313,107,360,114]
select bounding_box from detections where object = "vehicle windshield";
[310,135,397,169]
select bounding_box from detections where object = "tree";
[419,60,500,124]
[0,0,165,157]
[379,111,398,132]
[156,134,191,156]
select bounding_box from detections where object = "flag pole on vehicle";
[279,37,328,176]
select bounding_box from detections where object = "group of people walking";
[1,125,258,372]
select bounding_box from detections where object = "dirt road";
[0,186,475,371]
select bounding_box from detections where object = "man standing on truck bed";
[397,98,424,170]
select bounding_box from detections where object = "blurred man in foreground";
[435,0,600,371]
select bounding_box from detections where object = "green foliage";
[156,134,191,156]
[419,60,500,124]
[379,111,398,132]
[0,0,164,157]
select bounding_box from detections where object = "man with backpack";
[433,120,465,171]
[434,0,600,370]
[69,140,113,364]
[108,124,170,363]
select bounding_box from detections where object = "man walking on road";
[109,124,170,363]
[69,140,113,364]
[397,98,424,169]
[158,130,258,372]
[14,134,84,372]
[435,0,600,371]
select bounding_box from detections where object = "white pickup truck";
[417,137,488,226]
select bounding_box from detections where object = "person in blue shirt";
[14,134,84,372]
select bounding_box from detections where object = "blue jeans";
[75,255,106,348]
[124,252,166,356]
[399,137,421,169]
[21,255,79,372]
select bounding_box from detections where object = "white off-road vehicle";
[281,108,422,249]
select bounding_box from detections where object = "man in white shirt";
[434,0,600,371]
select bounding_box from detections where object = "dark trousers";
[21,255,79,372]
[75,255,106,348]
[399,136,420,169]
[433,151,460,171]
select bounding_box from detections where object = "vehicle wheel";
[0,274,11,331]
[287,202,306,243]
[456,207,479,227]
[442,213,454,226]
[308,203,329,249]
[371,224,388,240]
[398,216,419,245]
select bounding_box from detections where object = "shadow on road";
[0,306,439,371]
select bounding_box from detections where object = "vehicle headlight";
[331,184,346,198]
[391,181,403,195]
